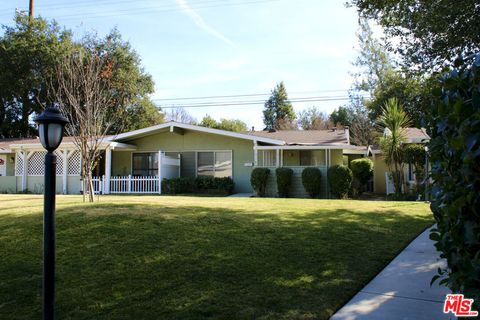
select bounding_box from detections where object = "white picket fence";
[81,151,180,195]
[83,175,160,194]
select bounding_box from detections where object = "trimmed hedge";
[428,55,480,303]
[250,168,270,197]
[161,176,234,195]
[350,158,373,195]
[301,167,322,198]
[276,167,293,197]
[328,165,353,199]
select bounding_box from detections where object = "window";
[132,153,158,176]
[408,162,414,181]
[300,150,312,166]
[263,150,277,166]
[214,151,232,177]
[197,151,232,177]
[197,152,214,176]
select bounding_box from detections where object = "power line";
[0,0,280,20]
[159,96,351,106]
[152,89,353,102]
[157,96,368,109]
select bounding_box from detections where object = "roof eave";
[113,122,286,146]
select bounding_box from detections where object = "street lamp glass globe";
[39,123,64,151]
[34,107,69,152]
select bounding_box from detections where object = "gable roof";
[404,128,430,143]
[246,128,350,146]
[113,121,286,145]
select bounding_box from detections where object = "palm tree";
[378,97,411,194]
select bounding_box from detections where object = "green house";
[0,122,429,197]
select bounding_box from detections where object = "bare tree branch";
[53,49,125,202]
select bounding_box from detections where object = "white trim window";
[132,152,159,176]
[197,151,232,178]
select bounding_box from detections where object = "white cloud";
[175,0,233,46]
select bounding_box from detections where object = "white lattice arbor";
[27,151,47,176]
[13,149,81,193]
[67,150,81,175]
[10,140,135,194]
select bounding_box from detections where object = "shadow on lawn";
[0,203,432,320]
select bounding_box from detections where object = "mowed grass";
[0,195,433,319]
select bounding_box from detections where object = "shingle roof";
[245,129,350,146]
[404,128,430,142]
[0,136,78,152]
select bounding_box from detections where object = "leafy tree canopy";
[199,114,247,132]
[0,14,162,138]
[350,18,433,127]
[297,107,331,130]
[330,106,355,127]
[348,0,480,71]
[263,82,296,130]
[0,14,74,138]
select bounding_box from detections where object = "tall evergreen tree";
[263,82,296,130]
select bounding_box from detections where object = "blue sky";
[0,0,362,129]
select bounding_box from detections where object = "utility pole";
[29,0,34,17]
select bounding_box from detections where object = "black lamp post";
[34,107,69,320]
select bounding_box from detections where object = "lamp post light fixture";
[34,106,69,320]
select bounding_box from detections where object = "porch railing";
[82,175,160,194]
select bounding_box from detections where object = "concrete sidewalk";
[331,227,455,320]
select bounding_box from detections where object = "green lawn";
[0,195,433,319]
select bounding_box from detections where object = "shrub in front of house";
[301,167,322,198]
[195,176,234,195]
[250,168,270,197]
[276,167,293,197]
[428,54,480,303]
[328,165,353,199]
[350,158,374,195]
[162,176,234,195]
[162,177,195,194]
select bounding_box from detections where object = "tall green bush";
[250,168,270,197]
[350,158,374,195]
[301,167,322,198]
[328,165,353,199]
[275,167,293,197]
[428,54,480,304]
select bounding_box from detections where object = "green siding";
[283,150,299,166]
[24,176,63,194]
[331,150,344,165]
[67,176,82,194]
[112,151,131,176]
[113,130,255,193]
[0,153,15,176]
[0,176,17,193]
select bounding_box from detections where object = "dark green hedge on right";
[250,168,270,197]
[328,165,353,199]
[428,55,480,304]
[301,167,322,198]
[275,167,293,197]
